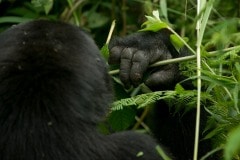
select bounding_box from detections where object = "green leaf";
[31,0,53,14]
[43,0,53,14]
[201,71,236,88]
[234,62,240,75]
[111,91,176,111]
[170,34,185,51]
[108,108,136,131]
[100,44,109,61]
[0,17,33,24]
[159,0,168,22]
[232,85,239,114]
[140,11,169,32]
[224,126,240,160]
[152,10,161,20]
[140,20,168,32]
[197,0,214,47]
[174,83,185,93]
[204,126,223,140]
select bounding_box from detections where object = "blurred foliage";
[1,0,240,159]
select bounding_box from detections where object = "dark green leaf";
[108,108,136,131]
[100,44,109,61]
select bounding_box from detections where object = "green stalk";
[67,0,80,26]
[108,45,240,76]
[194,0,214,159]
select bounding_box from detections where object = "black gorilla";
[0,20,165,160]
[109,30,210,160]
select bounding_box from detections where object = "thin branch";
[66,0,84,26]
[108,45,240,75]
[106,20,116,45]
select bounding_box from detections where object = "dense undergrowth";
[0,0,240,159]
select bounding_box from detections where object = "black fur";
[0,20,163,160]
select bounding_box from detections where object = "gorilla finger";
[145,69,176,89]
[149,48,172,64]
[119,48,135,88]
[108,46,124,64]
[130,50,149,86]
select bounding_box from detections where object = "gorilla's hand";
[109,29,183,90]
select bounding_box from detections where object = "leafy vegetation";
[1,0,240,159]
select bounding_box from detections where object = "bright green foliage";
[111,91,175,111]
[170,34,186,52]
[100,44,109,61]
[140,16,168,32]
[111,84,211,115]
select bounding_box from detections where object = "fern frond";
[111,91,176,111]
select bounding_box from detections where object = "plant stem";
[167,27,196,54]
[106,20,116,45]
[66,0,80,26]
[108,45,240,75]
[193,0,202,159]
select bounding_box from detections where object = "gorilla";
[108,30,210,160]
[0,20,165,160]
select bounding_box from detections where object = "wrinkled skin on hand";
[108,29,184,90]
